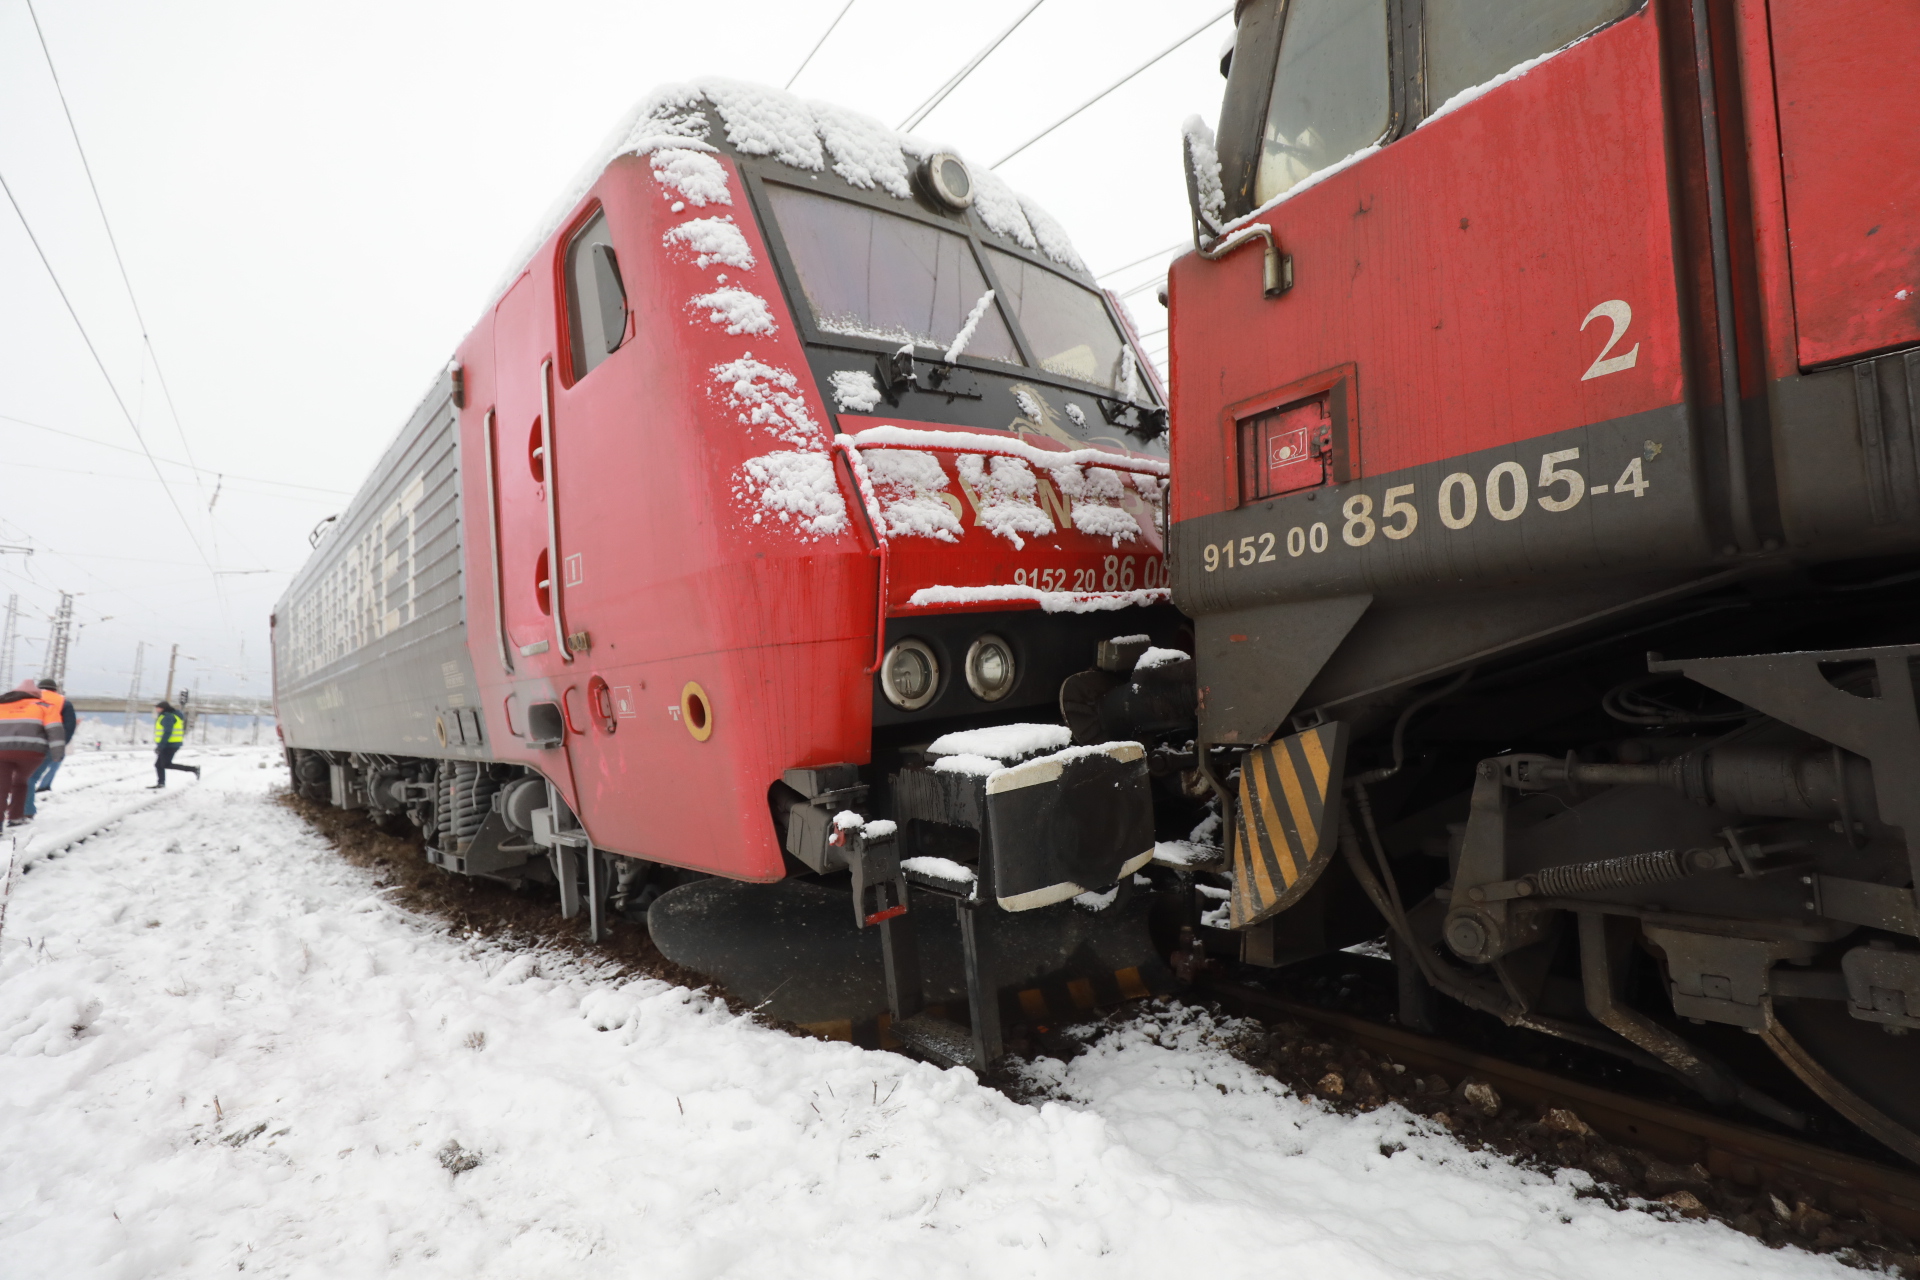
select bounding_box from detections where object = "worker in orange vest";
[24,677,76,818]
[0,679,65,827]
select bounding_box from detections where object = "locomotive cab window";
[765,183,1024,366]
[564,210,628,381]
[1254,0,1391,205]
[1424,0,1641,109]
[985,248,1152,401]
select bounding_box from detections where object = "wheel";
[1765,996,1920,1165]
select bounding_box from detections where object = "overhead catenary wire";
[784,0,857,90]
[0,167,217,576]
[1115,274,1168,302]
[20,1,248,644]
[1095,238,1190,282]
[0,412,351,496]
[991,6,1233,168]
[897,0,1048,132]
[25,0,203,486]
[0,457,342,504]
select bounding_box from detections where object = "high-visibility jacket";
[37,689,76,740]
[155,710,185,744]
[0,692,65,759]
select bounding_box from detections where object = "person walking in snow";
[23,677,76,818]
[0,679,65,827]
[150,700,200,789]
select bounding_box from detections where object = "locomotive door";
[1196,0,1691,517]
[490,268,581,796]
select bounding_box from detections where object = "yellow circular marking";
[434,715,449,748]
[680,681,714,742]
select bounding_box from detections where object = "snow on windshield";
[766,184,1023,363]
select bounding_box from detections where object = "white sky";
[0,0,1228,700]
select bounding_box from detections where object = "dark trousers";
[155,743,194,785]
[0,749,45,821]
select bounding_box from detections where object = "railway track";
[285,790,1920,1267]
[1193,977,1920,1266]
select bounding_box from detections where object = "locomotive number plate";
[1202,443,1657,572]
[1015,554,1167,592]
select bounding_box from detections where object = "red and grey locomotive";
[1169,0,1920,1159]
[273,80,1181,1066]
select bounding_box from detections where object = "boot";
[190,766,202,779]
[148,782,165,789]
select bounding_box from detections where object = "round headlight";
[919,153,974,211]
[880,638,940,711]
[964,634,1017,702]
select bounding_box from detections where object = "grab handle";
[538,359,572,663]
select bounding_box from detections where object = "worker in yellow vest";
[150,700,200,788]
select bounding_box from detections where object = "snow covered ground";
[0,747,1849,1278]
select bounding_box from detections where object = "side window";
[1254,0,1391,206]
[1424,0,1640,110]
[564,210,628,381]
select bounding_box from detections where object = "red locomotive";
[1169,0,1920,1159]
[273,79,1181,1066]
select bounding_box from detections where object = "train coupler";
[833,816,1000,1069]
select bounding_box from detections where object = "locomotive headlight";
[881,638,940,711]
[918,153,975,211]
[964,634,1016,702]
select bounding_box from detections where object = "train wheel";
[1764,997,1920,1165]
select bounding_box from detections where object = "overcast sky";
[0,0,1227,700]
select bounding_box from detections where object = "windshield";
[1254,0,1391,205]
[1425,0,1639,107]
[984,249,1145,400]
[765,184,1023,365]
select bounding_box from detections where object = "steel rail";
[1194,980,1920,1238]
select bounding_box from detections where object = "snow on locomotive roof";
[494,76,1088,303]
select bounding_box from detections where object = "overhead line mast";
[0,595,17,687]
[44,592,74,686]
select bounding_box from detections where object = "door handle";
[1199,222,1291,298]
[539,359,573,662]
[482,409,514,674]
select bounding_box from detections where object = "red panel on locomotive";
[1166,0,1920,1162]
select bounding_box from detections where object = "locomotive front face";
[738,151,1178,734]
[1169,0,1920,1159]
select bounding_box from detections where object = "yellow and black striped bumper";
[1229,721,1348,929]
